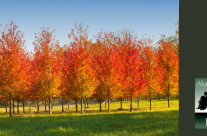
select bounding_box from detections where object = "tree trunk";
[51,99,53,109]
[84,98,86,112]
[37,101,39,113]
[17,99,19,114]
[100,99,102,112]
[168,94,170,108]
[137,96,139,111]
[120,98,122,109]
[49,96,52,115]
[168,82,170,107]
[10,94,12,117]
[86,98,89,108]
[29,101,31,112]
[13,98,15,113]
[81,97,83,114]
[105,99,106,109]
[130,97,133,112]
[45,100,47,112]
[150,97,152,110]
[108,98,110,113]
[23,100,25,113]
[68,99,69,110]
[35,101,36,109]
[62,95,64,112]
[76,98,78,113]
[5,101,7,113]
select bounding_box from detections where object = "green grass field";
[0,99,179,136]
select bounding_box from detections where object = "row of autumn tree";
[0,22,179,116]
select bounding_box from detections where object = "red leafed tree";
[19,52,33,113]
[56,46,69,112]
[32,27,61,115]
[91,30,123,113]
[118,30,147,112]
[64,22,97,114]
[143,39,163,110]
[62,47,79,113]
[157,40,179,107]
[24,53,35,112]
[59,47,75,111]
[30,50,45,113]
[0,21,27,116]
[90,42,107,112]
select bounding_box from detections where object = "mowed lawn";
[0,99,179,136]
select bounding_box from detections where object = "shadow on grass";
[0,109,178,136]
[1,108,132,116]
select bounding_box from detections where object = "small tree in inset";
[197,92,207,110]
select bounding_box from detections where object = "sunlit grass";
[0,99,178,136]
[0,98,178,116]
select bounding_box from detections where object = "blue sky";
[0,0,179,52]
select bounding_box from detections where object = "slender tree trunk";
[5,101,7,113]
[81,97,83,114]
[35,101,36,109]
[105,99,106,109]
[10,94,12,117]
[49,96,51,115]
[100,99,102,112]
[68,99,69,110]
[38,101,40,113]
[120,98,122,109]
[168,94,170,108]
[35,101,39,113]
[130,88,133,112]
[17,99,19,114]
[45,100,47,112]
[62,95,64,112]
[150,97,152,110]
[137,96,139,111]
[37,101,39,113]
[108,98,110,113]
[23,100,25,113]
[168,82,170,107]
[29,101,31,112]
[86,98,89,108]
[130,97,133,112]
[76,98,78,113]
[84,98,86,112]
[13,98,15,113]
[51,99,53,109]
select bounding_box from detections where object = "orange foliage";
[0,22,28,101]
[157,40,179,96]
[32,27,61,101]
[143,44,163,98]
[63,22,97,100]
